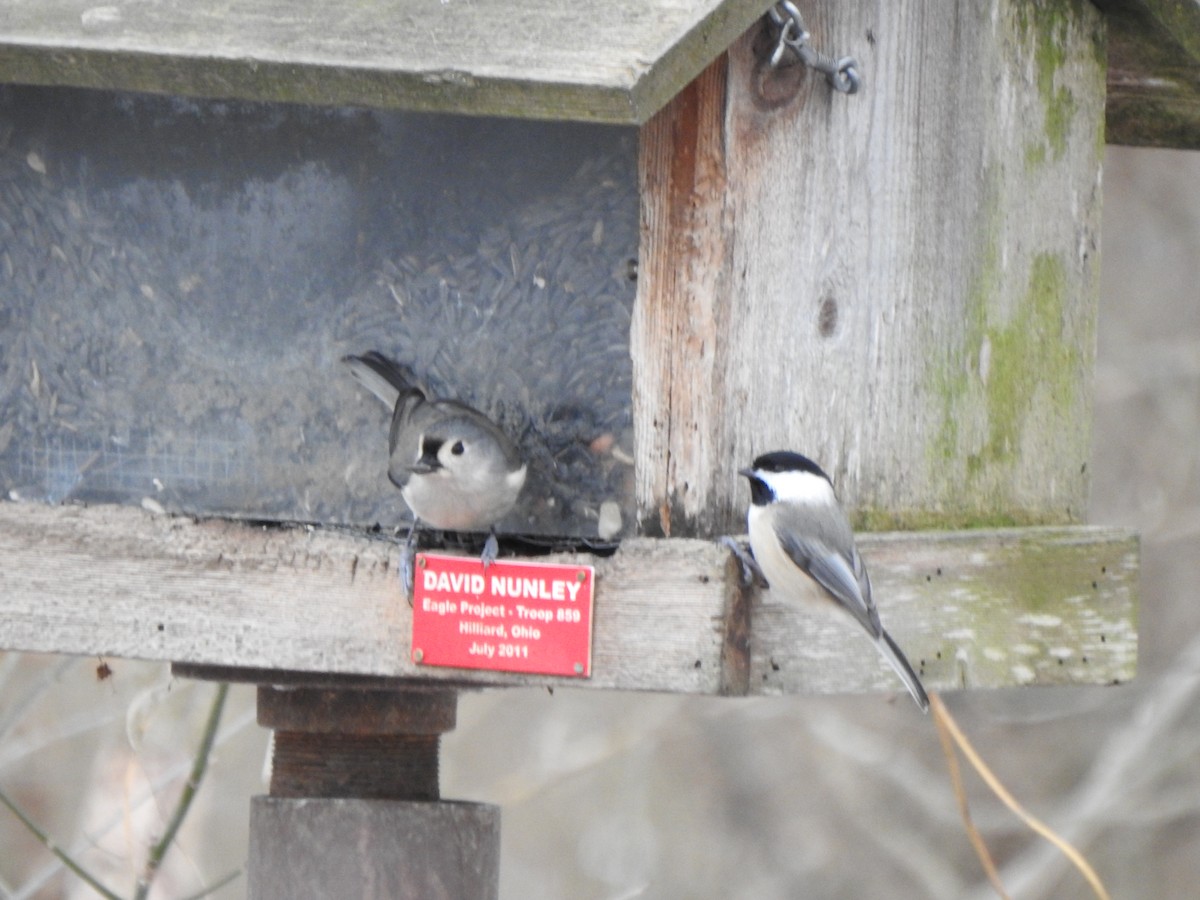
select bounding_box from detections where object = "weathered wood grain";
[0,501,730,693]
[0,0,768,123]
[634,1,1106,536]
[633,53,733,538]
[751,527,1139,698]
[0,502,1137,697]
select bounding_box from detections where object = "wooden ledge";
[0,501,1137,697]
[0,0,766,123]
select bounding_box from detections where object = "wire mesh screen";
[0,85,638,539]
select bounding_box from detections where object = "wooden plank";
[1097,0,1200,148]
[751,527,1139,698]
[0,0,770,124]
[634,1,1107,536]
[0,502,1137,696]
[633,52,733,538]
[0,501,730,694]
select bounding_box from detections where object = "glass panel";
[0,86,638,540]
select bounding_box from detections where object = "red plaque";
[410,553,595,678]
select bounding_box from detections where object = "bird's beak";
[737,467,754,479]
[409,451,441,475]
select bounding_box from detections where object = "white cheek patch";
[761,470,837,506]
[506,465,528,491]
[439,441,462,465]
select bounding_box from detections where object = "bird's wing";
[775,527,882,638]
[388,390,429,472]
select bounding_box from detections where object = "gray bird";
[735,450,929,712]
[344,352,527,572]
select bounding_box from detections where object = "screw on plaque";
[574,663,584,675]
[576,571,587,582]
[413,648,424,663]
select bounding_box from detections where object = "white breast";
[746,505,831,613]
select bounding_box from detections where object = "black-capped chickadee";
[735,451,929,712]
[343,352,526,572]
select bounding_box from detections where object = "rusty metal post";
[248,686,500,900]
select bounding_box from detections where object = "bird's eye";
[450,441,465,456]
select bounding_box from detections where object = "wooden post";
[248,685,499,900]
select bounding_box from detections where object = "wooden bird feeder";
[3,0,1194,895]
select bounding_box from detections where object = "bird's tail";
[342,352,423,409]
[875,630,930,712]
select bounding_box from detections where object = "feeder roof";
[0,0,770,124]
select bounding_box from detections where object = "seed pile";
[0,86,638,539]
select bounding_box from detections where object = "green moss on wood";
[924,4,1102,527]
[1037,7,1078,159]
[1015,0,1086,165]
[945,250,1080,473]
[928,166,1087,527]
[1024,141,1047,171]
[984,253,1078,465]
[852,507,1052,533]
[929,531,1138,688]
[931,176,1000,473]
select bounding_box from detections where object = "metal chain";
[766,1,860,95]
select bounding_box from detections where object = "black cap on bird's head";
[750,451,830,479]
[739,451,833,506]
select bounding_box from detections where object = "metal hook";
[765,1,861,95]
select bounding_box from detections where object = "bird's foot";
[398,547,415,603]
[718,535,766,587]
[480,530,500,570]
[399,523,420,604]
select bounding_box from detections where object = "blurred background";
[1,145,1197,899]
